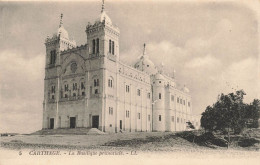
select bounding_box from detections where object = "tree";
[200,90,247,147]
[244,99,260,128]
[201,106,216,132]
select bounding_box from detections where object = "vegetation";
[186,121,195,129]
[200,90,260,147]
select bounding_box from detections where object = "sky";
[0,0,259,133]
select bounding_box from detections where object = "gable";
[61,52,86,78]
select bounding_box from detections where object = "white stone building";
[42,2,200,133]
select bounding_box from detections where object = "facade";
[42,2,200,133]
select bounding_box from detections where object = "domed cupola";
[48,14,76,51]
[95,0,112,25]
[57,26,69,40]
[134,43,157,75]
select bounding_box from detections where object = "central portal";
[70,117,76,128]
[92,116,99,129]
[50,118,54,129]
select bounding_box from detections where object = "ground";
[1,129,260,159]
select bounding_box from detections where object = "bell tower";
[45,14,76,68]
[43,14,76,129]
[86,0,120,61]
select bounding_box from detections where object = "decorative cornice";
[62,73,85,80]
[60,44,87,55]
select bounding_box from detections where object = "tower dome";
[54,13,70,40]
[57,26,69,39]
[95,0,112,24]
[96,11,112,24]
[134,44,157,75]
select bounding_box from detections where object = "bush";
[238,138,259,147]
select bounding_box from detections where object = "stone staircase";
[31,128,106,135]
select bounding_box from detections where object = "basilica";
[42,2,200,133]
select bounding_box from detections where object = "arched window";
[50,85,55,99]
[92,39,96,54]
[112,41,115,55]
[50,50,56,64]
[109,40,112,53]
[51,85,55,93]
[97,79,99,86]
[159,93,161,99]
[96,38,99,53]
[81,82,85,90]
[108,78,113,88]
[64,84,69,92]
[73,83,77,91]
[94,79,99,87]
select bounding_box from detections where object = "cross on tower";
[101,0,105,13]
[143,43,146,55]
[59,13,63,28]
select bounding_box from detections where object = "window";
[96,38,99,53]
[126,110,130,118]
[110,124,112,127]
[51,95,55,99]
[188,102,191,107]
[183,100,185,105]
[159,81,161,83]
[94,79,99,87]
[159,115,161,121]
[108,79,113,88]
[112,41,115,55]
[95,89,98,94]
[73,83,77,91]
[159,93,161,99]
[147,65,149,67]
[109,107,113,115]
[97,79,99,86]
[50,50,56,65]
[180,99,182,104]
[126,85,130,93]
[177,117,179,123]
[138,113,141,119]
[65,94,68,98]
[51,86,55,93]
[147,93,150,99]
[148,115,150,121]
[109,40,115,55]
[177,97,179,103]
[171,95,174,101]
[81,82,85,90]
[92,39,96,54]
[137,89,141,96]
[64,84,69,92]
[73,93,76,97]
[109,40,112,53]
[171,116,174,122]
[82,92,85,96]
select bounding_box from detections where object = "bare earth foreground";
[1,129,260,161]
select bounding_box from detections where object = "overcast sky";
[0,0,259,133]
